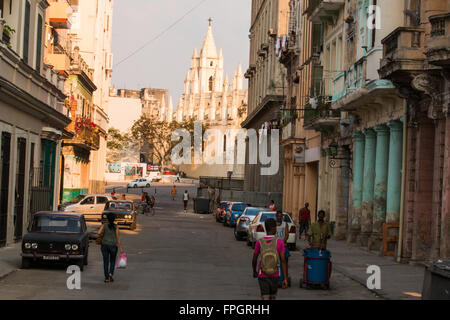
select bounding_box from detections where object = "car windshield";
[105,201,132,211]
[259,213,291,223]
[31,216,81,233]
[67,194,86,204]
[231,203,248,212]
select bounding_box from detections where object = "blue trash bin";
[302,248,331,285]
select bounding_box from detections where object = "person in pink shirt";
[252,218,288,300]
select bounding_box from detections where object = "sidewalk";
[309,239,425,300]
[0,243,22,280]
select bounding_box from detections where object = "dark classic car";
[101,200,137,230]
[21,212,89,271]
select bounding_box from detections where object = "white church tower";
[172,19,247,127]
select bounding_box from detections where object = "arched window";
[209,76,213,91]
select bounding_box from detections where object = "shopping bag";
[117,253,127,269]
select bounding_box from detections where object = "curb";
[0,268,19,282]
[333,264,388,299]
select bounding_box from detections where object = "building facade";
[0,0,71,247]
[279,0,449,263]
[243,0,290,209]
[173,22,248,179]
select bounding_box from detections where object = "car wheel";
[234,228,242,241]
[146,184,150,188]
[77,259,84,272]
[130,220,137,230]
[21,257,31,269]
[83,250,88,266]
[133,184,138,188]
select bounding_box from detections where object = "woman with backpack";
[252,218,288,300]
[97,212,123,283]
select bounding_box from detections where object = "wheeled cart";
[299,248,332,290]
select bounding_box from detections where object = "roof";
[33,211,83,218]
[200,25,218,58]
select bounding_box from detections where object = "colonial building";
[379,0,450,262]
[243,0,290,208]
[173,21,248,179]
[0,0,71,247]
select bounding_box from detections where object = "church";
[164,20,248,178]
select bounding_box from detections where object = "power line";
[114,0,210,68]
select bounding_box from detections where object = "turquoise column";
[350,132,365,242]
[361,129,377,246]
[369,125,390,250]
[386,121,403,223]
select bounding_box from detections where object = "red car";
[215,201,230,223]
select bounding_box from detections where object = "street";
[0,185,379,300]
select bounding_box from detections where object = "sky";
[111,0,251,107]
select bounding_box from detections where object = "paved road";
[0,185,379,300]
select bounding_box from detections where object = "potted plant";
[2,24,15,47]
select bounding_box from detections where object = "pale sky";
[111,0,251,107]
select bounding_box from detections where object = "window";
[23,1,31,63]
[81,197,95,205]
[36,14,43,71]
[209,76,213,91]
[96,197,108,204]
[0,0,4,18]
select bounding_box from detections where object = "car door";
[94,196,109,220]
[77,196,96,218]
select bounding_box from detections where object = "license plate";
[43,256,60,261]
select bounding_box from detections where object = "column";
[369,125,390,251]
[350,132,365,242]
[361,129,377,247]
[386,121,403,223]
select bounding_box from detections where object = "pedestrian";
[269,200,276,211]
[306,210,332,250]
[150,195,156,216]
[183,190,189,213]
[97,212,123,283]
[275,211,290,288]
[252,218,288,300]
[145,192,152,216]
[298,202,311,240]
[171,185,177,201]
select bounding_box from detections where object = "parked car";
[223,202,250,227]
[62,194,116,221]
[58,194,87,211]
[234,207,267,241]
[21,212,89,271]
[102,200,137,230]
[215,201,230,223]
[127,178,152,188]
[247,211,297,250]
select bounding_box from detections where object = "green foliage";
[130,116,208,165]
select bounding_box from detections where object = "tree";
[106,128,132,163]
[130,116,207,166]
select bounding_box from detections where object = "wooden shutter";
[36,14,43,71]
[23,1,30,63]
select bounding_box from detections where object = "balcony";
[303,103,341,131]
[48,1,73,29]
[68,116,100,151]
[44,52,70,73]
[307,0,345,23]
[426,13,450,67]
[379,27,426,82]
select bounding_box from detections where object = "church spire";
[200,19,218,58]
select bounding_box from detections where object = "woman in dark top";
[98,213,123,283]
